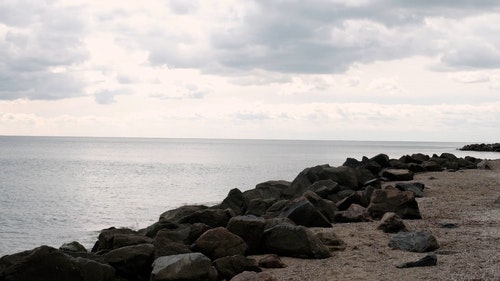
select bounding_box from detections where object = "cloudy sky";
[1,0,499,141]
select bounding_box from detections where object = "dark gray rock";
[214,255,261,280]
[227,215,266,254]
[389,231,439,252]
[138,220,179,238]
[318,166,359,190]
[246,198,276,216]
[0,246,115,281]
[377,212,407,233]
[262,223,330,259]
[313,229,346,251]
[103,243,154,281]
[159,205,209,222]
[307,179,340,198]
[91,227,143,252]
[178,208,234,228]
[396,253,437,268]
[192,227,248,259]
[278,196,331,227]
[220,188,247,216]
[150,253,217,281]
[153,229,192,258]
[302,190,337,222]
[367,189,421,219]
[60,241,87,253]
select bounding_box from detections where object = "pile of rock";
[459,143,500,152]
[0,152,483,281]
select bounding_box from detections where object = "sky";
[1,0,499,142]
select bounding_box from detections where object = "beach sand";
[257,160,500,281]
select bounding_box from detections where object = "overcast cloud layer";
[0,0,499,141]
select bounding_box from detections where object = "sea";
[0,136,498,256]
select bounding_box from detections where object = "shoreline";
[1,154,499,280]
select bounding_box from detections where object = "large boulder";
[178,208,234,228]
[278,196,331,227]
[220,188,247,216]
[302,191,337,222]
[246,198,276,216]
[213,255,261,280]
[0,245,115,281]
[307,179,340,198]
[91,227,150,252]
[388,231,439,252]
[159,205,208,222]
[153,223,210,245]
[103,243,154,281]
[283,165,329,198]
[227,215,266,254]
[153,229,192,258]
[318,166,359,190]
[150,253,217,281]
[262,223,331,259]
[192,227,248,259]
[380,169,414,181]
[367,189,421,219]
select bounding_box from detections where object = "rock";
[262,223,331,259]
[477,160,492,170]
[307,179,340,198]
[159,205,209,222]
[318,166,359,190]
[152,223,210,245]
[422,161,443,172]
[230,271,278,281]
[395,182,425,198]
[246,198,276,216]
[388,231,439,252]
[377,212,407,233]
[313,228,346,251]
[227,215,266,254]
[0,245,115,281]
[178,208,234,228]
[151,253,217,281]
[370,153,390,168]
[334,204,371,223]
[213,255,261,280]
[284,165,328,198]
[264,217,296,230]
[278,196,332,227]
[220,188,247,216]
[254,180,290,199]
[264,199,290,217]
[192,227,248,259]
[60,241,88,253]
[302,190,337,222]
[258,254,287,268]
[103,243,154,281]
[380,169,414,181]
[367,189,421,219]
[439,223,458,229]
[91,227,143,252]
[139,220,179,238]
[153,229,192,258]
[335,191,369,211]
[396,253,437,268]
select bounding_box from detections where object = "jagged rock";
[377,212,408,233]
[388,231,439,252]
[477,160,492,170]
[367,189,421,219]
[230,271,278,281]
[91,227,151,252]
[192,227,248,259]
[264,199,290,217]
[153,229,192,258]
[139,220,179,238]
[246,198,276,216]
[302,190,337,222]
[0,245,115,281]
[336,191,369,211]
[151,253,217,281]
[318,166,359,190]
[103,243,154,281]
[334,204,371,223]
[227,215,266,254]
[178,208,234,228]
[214,255,261,280]
[380,169,414,181]
[307,179,340,198]
[264,217,296,230]
[60,241,87,253]
[258,254,287,268]
[262,223,330,259]
[159,205,208,222]
[278,196,332,227]
[396,253,437,268]
[220,188,247,216]
[284,165,329,198]
[395,182,426,198]
[152,223,210,245]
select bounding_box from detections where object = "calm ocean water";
[0,136,498,256]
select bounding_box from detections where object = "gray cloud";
[0,1,88,100]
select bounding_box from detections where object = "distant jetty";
[458,143,500,152]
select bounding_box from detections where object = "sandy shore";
[257,159,500,281]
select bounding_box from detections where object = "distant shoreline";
[459,143,500,152]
